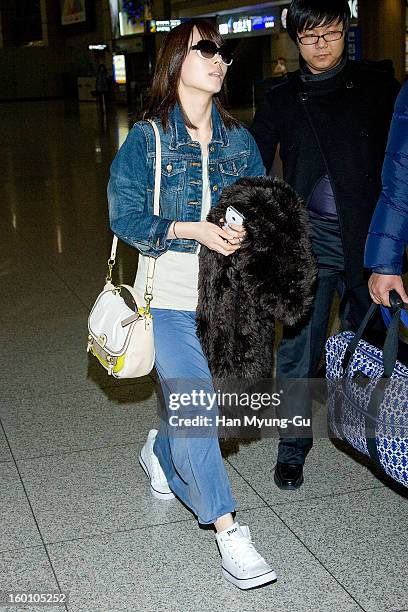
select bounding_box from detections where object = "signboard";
[218,10,280,38]
[347,26,362,61]
[113,54,127,85]
[148,19,184,33]
[251,15,277,31]
[61,0,86,25]
[89,44,108,51]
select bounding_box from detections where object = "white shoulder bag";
[87,120,161,378]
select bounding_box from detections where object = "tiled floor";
[0,100,407,612]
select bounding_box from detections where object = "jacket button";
[209,145,215,152]
[212,185,219,192]
[166,163,173,173]
[346,81,354,89]
[300,92,308,101]
[209,166,215,172]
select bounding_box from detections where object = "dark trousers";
[276,217,372,465]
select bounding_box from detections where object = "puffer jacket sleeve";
[365,81,408,274]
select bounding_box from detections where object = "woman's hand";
[221,220,246,245]
[168,221,245,257]
[193,221,244,256]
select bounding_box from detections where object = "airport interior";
[1,1,408,611]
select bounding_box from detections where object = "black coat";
[250,60,400,290]
[196,176,317,380]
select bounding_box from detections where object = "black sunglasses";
[190,40,233,66]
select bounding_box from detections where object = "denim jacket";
[108,102,265,257]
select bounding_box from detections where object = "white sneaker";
[216,522,277,589]
[139,430,175,501]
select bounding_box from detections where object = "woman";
[108,20,276,590]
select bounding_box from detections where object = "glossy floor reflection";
[0,100,407,612]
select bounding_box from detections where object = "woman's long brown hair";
[143,19,239,130]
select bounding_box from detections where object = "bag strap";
[143,119,161,313]
[149,119,161,217]
[106,119,162,314]
[342,290,404,378]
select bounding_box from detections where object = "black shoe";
[274,462,304,490]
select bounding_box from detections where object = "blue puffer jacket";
[365,81,408,274]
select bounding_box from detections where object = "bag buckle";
[106,257,115,283]
[98,334,107,348]
[121,312,140,327]
[106,354,115,375]
[144,291,153,315]
[87,334,93,352]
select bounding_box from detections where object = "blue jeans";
[151,308,236,525]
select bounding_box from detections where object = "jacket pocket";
[219,157,248,184]
[161,159,187,192]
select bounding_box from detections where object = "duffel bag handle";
[389,289,404,312]
[342,290,403,378]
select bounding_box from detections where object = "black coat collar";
[299,53,348,83]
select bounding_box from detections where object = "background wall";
[358,0,405,82]
[0,46,92,99]
[0,0,111,100]
[269,31,299,74]
[0,0,406,101]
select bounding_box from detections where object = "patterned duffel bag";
[326,292,408,489]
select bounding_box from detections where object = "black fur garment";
[196,176,317,380]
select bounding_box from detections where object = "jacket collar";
[169,101,229,149]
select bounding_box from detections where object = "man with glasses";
[251,0,400,490]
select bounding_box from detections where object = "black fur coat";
[196,176,317,380]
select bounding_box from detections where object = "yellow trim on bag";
[138,306,152,318]
[91,346,126,373]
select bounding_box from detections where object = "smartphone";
[224,206,245,228]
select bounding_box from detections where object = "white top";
[134,155,211,311]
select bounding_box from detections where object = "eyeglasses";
[298,30,344,45]
[190,40,233,66]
